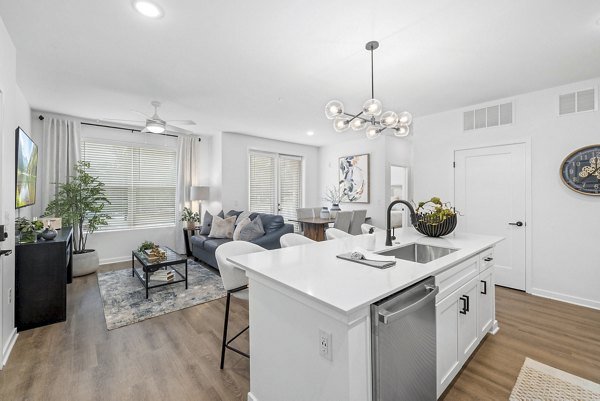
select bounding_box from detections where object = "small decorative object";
[560,144,600,196]
[144,245,167,263]
[339,153,370,203]
[180,207,200,229]
[15,217,42,244]
[41,225,58,241]
[414,197,458,237]
[320,207,330,219]
[40,217,62,230]
[137,240,156,252]
[365,227,376,251]
[323,185,347,217]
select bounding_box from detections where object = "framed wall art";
[339,153,370,203]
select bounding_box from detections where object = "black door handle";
[481,280,487,294]
[508,221,524,227]
[459,296,467,314]
[0,249,12,257]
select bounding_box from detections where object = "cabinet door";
[478,267,494,336]
[457,278,479,362]
[436,293,460,398]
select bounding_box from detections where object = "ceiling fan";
[105,101,196,135]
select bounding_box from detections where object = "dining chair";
[361,223,383,234]
[215,241,266,369]
[333,211,353,233]
[326,227,353,240]
[280,233,316,248]
[348,209,367,235]
[296,208,314,233]
[312,207,321,217]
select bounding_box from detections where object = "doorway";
[454,143,529,290]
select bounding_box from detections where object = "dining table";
[288,216,371,241]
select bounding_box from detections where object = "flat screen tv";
[15,127,38,209]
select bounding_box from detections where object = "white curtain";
[175,136,199,253]
[40,117,81,214]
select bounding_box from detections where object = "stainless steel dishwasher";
[371,276,439,401]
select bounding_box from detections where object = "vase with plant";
[323,185,346,218]
[180,207,200,229]
[15,217,44,243]
[414,197,458,237]
[45,161,110,276]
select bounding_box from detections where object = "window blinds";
[82,141,177,230]
[278,155,302,224]
[249,152,276,214]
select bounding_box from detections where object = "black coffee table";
[131,246,188,298]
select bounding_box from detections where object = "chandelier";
[325,41,413,139]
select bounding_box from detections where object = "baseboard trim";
[248,392,258,401]
[530,288,600,310]
[99,256,131,265]
[2,328,18,368]
[490,319,500,335]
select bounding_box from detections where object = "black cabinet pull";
[459,296,467,314]
[484,257,493,262]
[464,295,470,312]
[481,280,487,294]
[508,221,524,227]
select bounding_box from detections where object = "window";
[249,151,303,227]
[82,141,177,230]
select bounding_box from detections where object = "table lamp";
[190,186,210,224]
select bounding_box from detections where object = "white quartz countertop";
[228,229,503,315]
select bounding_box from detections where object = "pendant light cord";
[370,47,374,99]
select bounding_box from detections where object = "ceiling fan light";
[365,124,381,139]
[132,0,164,18]
[398,111,413,125]
[381,111,399,128]
[362,99,383,117]
[350,118,366,131]
[325,100,344,119]
[146,120,165,133]
[333,117,350,132]
[394,123,410,137]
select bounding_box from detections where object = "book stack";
[151,270,174,282]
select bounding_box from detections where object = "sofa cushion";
[199,210,225,235]
[238,216,265,241]
[256,213,285,233]
[203,238,231,254]
[235,211,252,226]
[209,215,236,239]
[225,210,243,220]
[190,234,209,250]
[233,217,251,241]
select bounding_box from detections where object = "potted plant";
[180,207,200,229]
[15,217,44,243]
[414,197,458,237]
[323,185,347,218]
[45,161,110,276]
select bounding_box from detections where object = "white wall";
[319,135,412,227]
[413,77,600,309]
[219,132,320,212]
[0,15,31,366]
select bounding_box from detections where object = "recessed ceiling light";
[307,131,315,136]
[133,0,164,19]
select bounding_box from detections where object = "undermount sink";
[377,243,458,264]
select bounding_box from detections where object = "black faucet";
[386,200,418,246]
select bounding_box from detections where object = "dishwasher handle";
[378,285,439,324]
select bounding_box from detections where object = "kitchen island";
[229,228,503,401]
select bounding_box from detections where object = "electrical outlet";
[319,329,332,361]
[8,287,12,304]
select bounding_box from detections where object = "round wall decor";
[560,144,600,196]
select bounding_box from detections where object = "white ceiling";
[0,0,599,146]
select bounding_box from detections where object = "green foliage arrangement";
[45,161,110,254]
[416,197,457,224]
[180,207,200,223]
[137,240,156,252]
[15,217,44,243]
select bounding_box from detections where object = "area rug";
[97,259,226,330]
[509,357,600,401]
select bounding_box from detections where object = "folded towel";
[350,248,396,262]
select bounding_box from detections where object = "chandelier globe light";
[325,41,413,139]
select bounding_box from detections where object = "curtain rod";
[38,115,201,141]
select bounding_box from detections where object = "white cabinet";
[436,249,496,398]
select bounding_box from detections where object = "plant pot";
[73,250,99,277]
[330,204,341,219]
[319,207,330,219]
[414,214,457,237]
[186,221,196,230]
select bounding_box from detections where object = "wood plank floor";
[1,264,598,400]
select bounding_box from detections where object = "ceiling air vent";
[463,102,513,131]
[559,88,596,115]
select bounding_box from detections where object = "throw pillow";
[208,215,236,239]
[235,211,252,226]
[238,216,265,242]
[233,217,251,240]
[199,210,224,235]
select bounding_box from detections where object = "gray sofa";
[190,211,293,268]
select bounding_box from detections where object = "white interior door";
[0,90,4,361]
[454,143,527,290]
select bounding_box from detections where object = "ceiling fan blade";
[103,118,145,124]
[131,110,153,119]
[166,120,196,125]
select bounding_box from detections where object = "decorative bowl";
[414,214,457,237]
